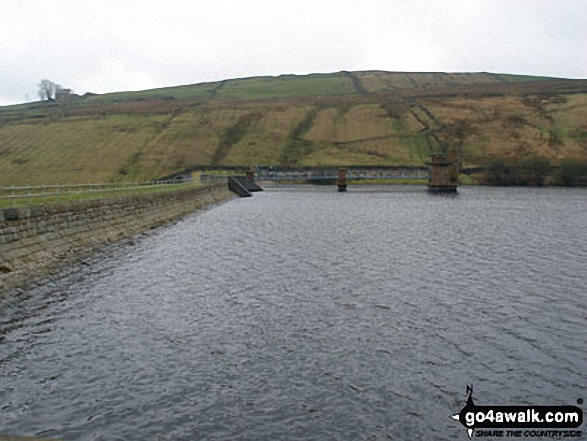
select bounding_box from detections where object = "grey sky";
[1,0,586,106]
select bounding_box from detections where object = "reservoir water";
[1,186,586,440]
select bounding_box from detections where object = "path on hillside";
[280,109,317,165]
[407,100,446,154]
[209,81,226,97]
[342,71,368,95]
[119,111,181,178]
[210,112,264,166]
[332,133,421,146]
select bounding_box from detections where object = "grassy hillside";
[1,71,586,185]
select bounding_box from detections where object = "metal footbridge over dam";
[213,154,459,196]
[255,167,429,183]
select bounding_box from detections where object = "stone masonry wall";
[0,183,233,296]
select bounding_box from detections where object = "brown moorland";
[0,71,586,186]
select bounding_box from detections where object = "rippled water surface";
[1,186,586,440]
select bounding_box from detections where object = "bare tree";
[37,79,62,101]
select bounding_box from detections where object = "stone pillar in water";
[427,153,458,192]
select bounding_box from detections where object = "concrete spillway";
[228,175,263,197]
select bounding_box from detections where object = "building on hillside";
[55,88,82,103]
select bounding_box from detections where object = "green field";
[217,73,356,98]
[79,72,356,104]
[83,82,219,104]
[1,71,586,186]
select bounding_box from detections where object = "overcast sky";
[1,0,586,106]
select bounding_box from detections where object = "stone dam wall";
[0,183,233,296]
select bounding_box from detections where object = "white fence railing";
[0,178,198,207]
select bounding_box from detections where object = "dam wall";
[0,183,233,296]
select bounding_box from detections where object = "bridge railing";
[254,168,429,181]
[200,174,232,183]
[199,168,430,182]
[261,171,338,181]
[347,169,429,179]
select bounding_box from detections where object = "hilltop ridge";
[51,71,576,103]
[1,71,586,185]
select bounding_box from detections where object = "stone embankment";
[0,182,233,296]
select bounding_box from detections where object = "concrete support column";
[427,154,458,192]
[338,168,347,192]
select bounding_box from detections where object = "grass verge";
[0,182,203,208]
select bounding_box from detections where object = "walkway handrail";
[0,178,203,207]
